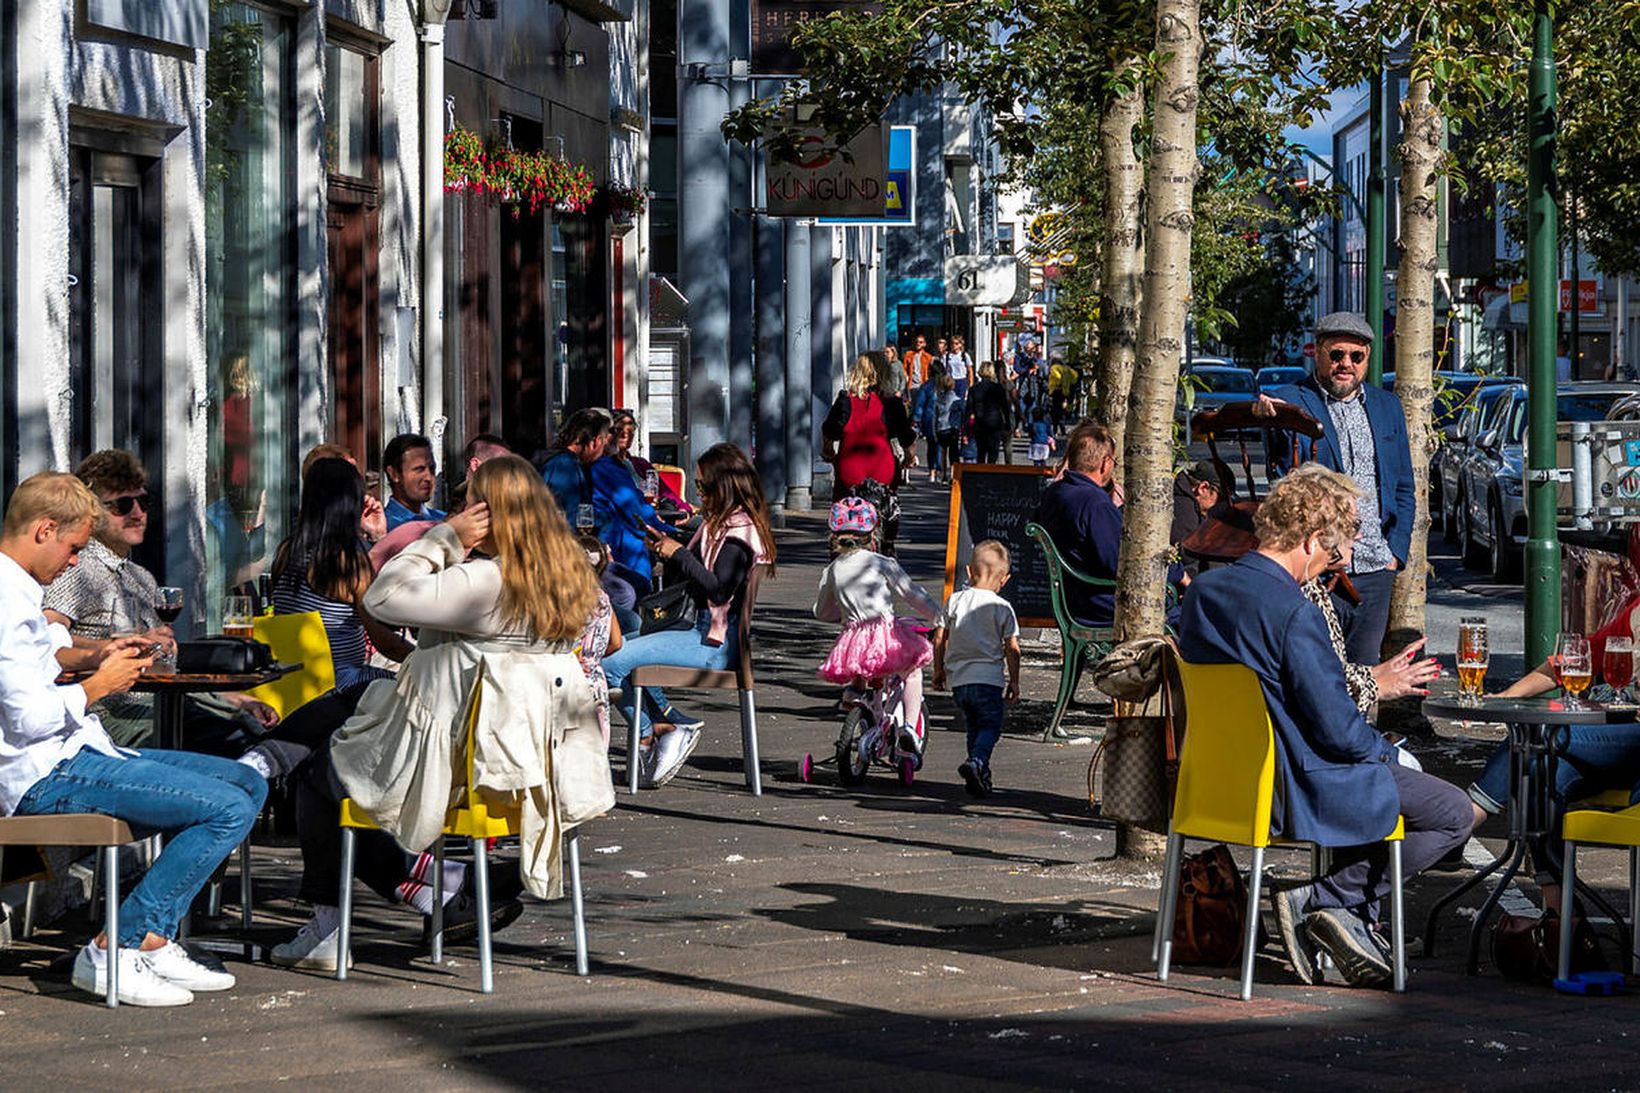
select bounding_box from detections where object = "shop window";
[204,2,296,616]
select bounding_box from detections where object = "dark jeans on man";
[1333,567,1396,664]
[953,683,1006,768]
[1308,764,1473,924]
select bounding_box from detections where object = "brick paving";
[1,469,1637,1089]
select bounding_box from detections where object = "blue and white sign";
[821,126,915,228]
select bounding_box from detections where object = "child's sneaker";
[958,759,992,798]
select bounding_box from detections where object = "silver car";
[1455,382,1640,581]
[1433,383,1517,542]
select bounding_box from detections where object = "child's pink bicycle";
[799,671,928,789]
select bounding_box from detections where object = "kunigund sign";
[765,121,888,220]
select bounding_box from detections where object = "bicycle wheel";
[835,707,871,785]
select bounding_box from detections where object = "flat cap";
[1186,459,1224,489]
[1314,311,1374,343]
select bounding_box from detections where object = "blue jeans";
[953,683,1006,767]
[15,747,266,946]
[602,612,739,740]
[1471,724,1640,816]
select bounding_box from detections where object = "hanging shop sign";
[766,117,888,219]
[751,1,881,74]
[945,257,1032,307]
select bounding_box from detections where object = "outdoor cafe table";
[131,665,298,751]
[1421,693,1640,973]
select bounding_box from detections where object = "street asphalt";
[1,450,1635,1090]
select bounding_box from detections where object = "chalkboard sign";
[943,465,1056,628]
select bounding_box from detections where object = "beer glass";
[1457,616,1489,702]
[1557,632,1593,708]
[1604,636,1635,698]
[223,595,255,640]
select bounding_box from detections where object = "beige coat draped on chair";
[330,523,613,898]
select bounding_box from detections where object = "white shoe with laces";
[270,916,352,971]
[649,725,702,787]
[71,943,194,1007]
[146,941,236,992]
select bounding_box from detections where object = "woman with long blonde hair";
[603,443,777,788]
[270,455,605,971]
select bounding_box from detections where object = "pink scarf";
[689,511,769,647]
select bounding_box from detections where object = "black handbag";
[175,636,274,674]
[635,584,698,634]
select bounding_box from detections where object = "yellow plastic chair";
[1155,661,1407,999]
[335,689,589,992]
[247,612,336,719]
[1557,802,1640,979]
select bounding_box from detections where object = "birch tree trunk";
[1093,65,1146,456]
[1116,0,1200,645]
[1388,78,1441,636]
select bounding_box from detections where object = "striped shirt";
[272,555,369,670]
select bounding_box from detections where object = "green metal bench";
[1027,521,1119,741]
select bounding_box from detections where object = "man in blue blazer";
[1178,466,1472,987]
[1255,312,1415,665]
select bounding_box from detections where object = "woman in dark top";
[242,458,413,780]
[966,362,1014,464]
[600,443,777,789]
[822,352,915,496]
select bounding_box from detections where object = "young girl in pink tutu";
[814,496,941,751]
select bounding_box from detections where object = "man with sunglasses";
[44,450,278,749]
[1254,311,1415,666]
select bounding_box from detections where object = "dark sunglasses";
[1328,349,1368,365]
[103,494,153,516]
[1326,543,1344,567]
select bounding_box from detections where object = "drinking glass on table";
[1556,632,1593,708]
[1604,636,1635,700]
[1456,616,1489,702]
[223,594,255,640]
[150,587,183,671]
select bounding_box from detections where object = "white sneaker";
[146,941,236,992]
[270,917,351,971]
[649,725,702,788]
[71,944,194,1007]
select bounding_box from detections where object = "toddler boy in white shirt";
[932,540,1020,797]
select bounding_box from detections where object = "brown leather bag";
[1491,909,1605,982]
[1171,844,1248,966]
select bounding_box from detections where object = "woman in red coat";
[823,351,915,495]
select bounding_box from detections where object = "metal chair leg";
[239,838,253,933]
[336,828,355,982]
[1153,829,1184,965]
[1239,847,1265,1001]
[568,829,588,976]
[103,846,119,1009]
[1042,641,1084,742]
[1157,832,1185,980]
[740,689,762,795]
[1558,842,1578,982]
[627,686,645,794]
[1390,840,1406,993]
[430,838,445,965]
[21,880,37,938]
[474,836,493,994]
[1631,847,1640,977]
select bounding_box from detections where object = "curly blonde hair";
[1254,464,1361,552]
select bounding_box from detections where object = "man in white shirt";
[0,472,266,1006]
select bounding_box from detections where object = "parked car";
[1382,370,1523,428]
[1179,364,1259,418]
[1256,365,1309,390]
[1432,382,1517,542]
[1454,382,1640,582]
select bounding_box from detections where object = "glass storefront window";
[205,3,295,622]
[324,44,367,178]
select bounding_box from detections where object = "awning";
[649,275,688,332]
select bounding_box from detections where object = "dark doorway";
[324,37,381,470]
[500,115,548,459]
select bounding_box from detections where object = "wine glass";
[1457,616,1489,703]
[576,503,596,533]
[151,587,183,671]
[1557,632,1593,708]
[1604,636,1635,701]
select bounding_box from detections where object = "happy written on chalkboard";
[943,465,1056,628]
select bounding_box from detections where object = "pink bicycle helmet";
[828,496,879,535]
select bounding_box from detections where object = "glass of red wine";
[1604,636,1635,701]
[152,587,183,672]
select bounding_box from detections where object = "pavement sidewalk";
[1,470,1636,1090]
